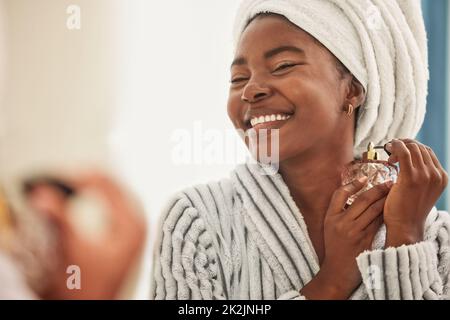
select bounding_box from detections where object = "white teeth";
[250,113,292,127]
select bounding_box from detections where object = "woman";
[151,0,450,300]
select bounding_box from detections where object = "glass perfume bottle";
[341,142,398,206]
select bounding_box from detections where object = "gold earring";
[346,104,354,116]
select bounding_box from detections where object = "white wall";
[0,1,5,139]
[112,0,244,299]
[112,0,243,210]
[0,0,122,180]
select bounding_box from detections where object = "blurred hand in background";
[25,172,147,300]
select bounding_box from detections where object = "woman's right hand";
[301,177,392,299]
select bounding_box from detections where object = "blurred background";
[0,0,448,299]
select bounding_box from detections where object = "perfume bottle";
[341,142,398,206]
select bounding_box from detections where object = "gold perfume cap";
[363,142,379,160]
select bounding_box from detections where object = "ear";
[346,76,366,109]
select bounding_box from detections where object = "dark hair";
[335,58,351,79]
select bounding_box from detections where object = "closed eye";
[230,77,249,84]
[273,63,298,73]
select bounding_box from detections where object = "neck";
[279,142,354,221]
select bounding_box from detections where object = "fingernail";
[384,143,392,156]
[385,143,393,152]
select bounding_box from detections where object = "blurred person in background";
[0,173,146,299]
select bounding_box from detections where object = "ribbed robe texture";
[151,162,450,300]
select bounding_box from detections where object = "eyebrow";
[231,45,305,68]
[264,45,305,59]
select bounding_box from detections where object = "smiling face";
[228,14,364,164]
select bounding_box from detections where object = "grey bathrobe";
[151,162,450,300]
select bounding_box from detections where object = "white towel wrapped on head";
[233,0,429,156]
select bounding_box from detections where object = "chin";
[246,140,292,166]
[242,125,307,164]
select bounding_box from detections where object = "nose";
[241,80,272,103]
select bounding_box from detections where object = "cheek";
[282,76,341,123]
[227,91,244,128]
[277,77,343,154]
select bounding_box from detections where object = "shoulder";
[157,175,238,248]
[161,176,236,224]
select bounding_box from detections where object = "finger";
[53,172,123,207]
[392,140,447,189]
[345,182,391,221]
[384,141,397,163]
[426,146,445,172]
[396,139,434,166]
[327,176,368,215]
[26,171,124,208]
[43,172,139,233]
[417,144,434,167]
[387,154,399,165]
[26,184,73,234]
[353,196,386,231]
[405,142,425,169]
[75,174,147,243]
[363,215,384,244]
[23,176,76,198]
[426,147,449,188]
[26,171,145,243]
[386,139,413,175]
